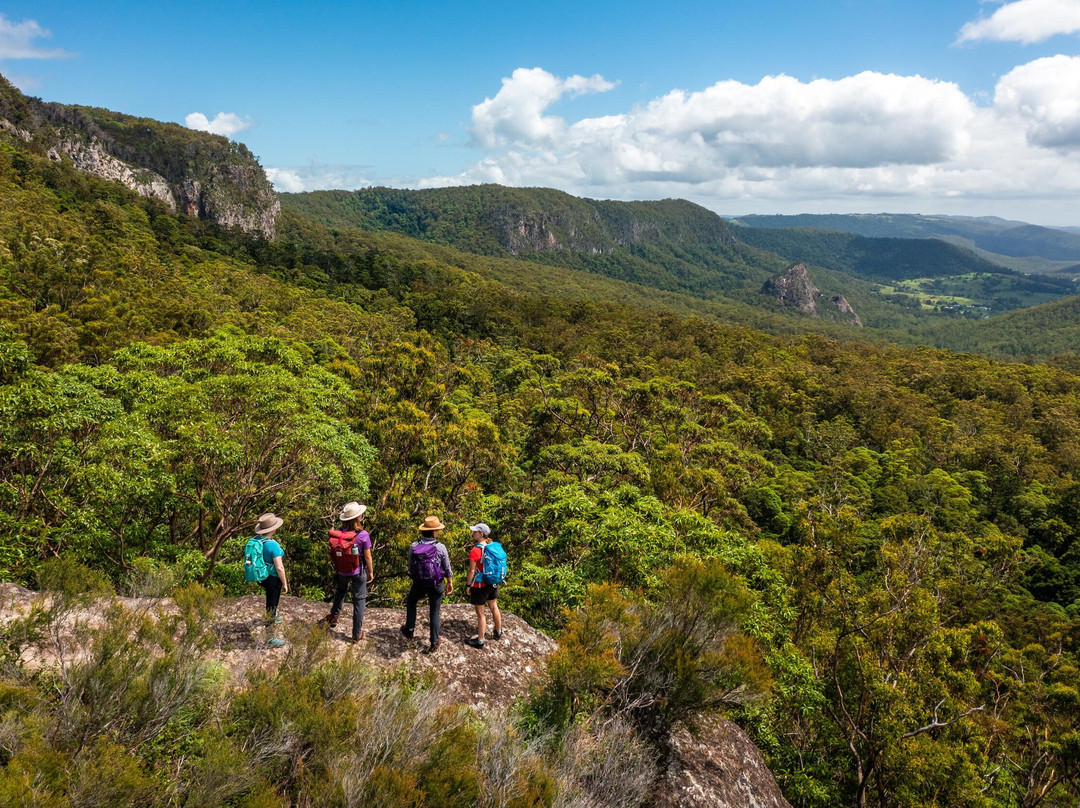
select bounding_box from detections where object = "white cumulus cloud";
[0,14,70,60]
[957,0,1080,45]
[470,67,617,149]
[184,111,253,137]
[459,69,974,185]
[265,164,377,193]
[419,63,1080,221]
[994,55,1080,149]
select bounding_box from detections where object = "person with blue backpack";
[243,512,289,649]
[464,523,505,649]
[400,516,453,653]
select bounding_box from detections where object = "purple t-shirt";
[340,530,371,576]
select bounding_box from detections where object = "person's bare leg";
[489,600,502,635]
[474,603,486,639]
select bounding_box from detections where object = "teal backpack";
[477,541,508,586]
[244,536,269,583]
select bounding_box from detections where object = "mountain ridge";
[0,74,279,238]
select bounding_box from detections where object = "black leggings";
[260,576,283,617]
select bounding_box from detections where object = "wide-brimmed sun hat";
[255,513,283,535]
[418,516,445,531]
[339,501,367,521]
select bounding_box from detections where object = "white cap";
[468,523,491,536]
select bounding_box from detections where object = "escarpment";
[0,75,279,239]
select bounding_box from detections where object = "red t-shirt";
[469,545,486,586]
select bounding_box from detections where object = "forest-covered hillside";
[734,212,1080,262]
[1,95,1080,808]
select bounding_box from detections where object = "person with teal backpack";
[464,523,505,649]
[244,512,289,649]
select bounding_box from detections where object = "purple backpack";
[410,542,442,583]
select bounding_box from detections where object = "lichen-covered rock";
[657,714,793,808]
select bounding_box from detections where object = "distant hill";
[282,186,785,299]
[729,224,1005,282]
[731,212,1080,262]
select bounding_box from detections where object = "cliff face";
[762,263,863,326]
[0,75,279,239]
[762,263,821,314]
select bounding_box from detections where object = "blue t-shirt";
[262,538,284,577]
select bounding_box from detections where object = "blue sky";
[3,1,1080,224]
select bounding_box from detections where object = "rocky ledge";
[0,582,792,807]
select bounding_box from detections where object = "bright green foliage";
[3,113,1080,808]
[530,557,770,740]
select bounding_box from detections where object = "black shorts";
[469,585,498,605]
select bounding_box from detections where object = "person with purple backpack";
[400,515,453,653]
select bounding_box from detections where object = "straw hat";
[255,512,283,535]
[339,501,367,521]
[418,516,445,531]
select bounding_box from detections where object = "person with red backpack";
[465,523,504,649]
[322,501,374,642]
[400,516,453,653]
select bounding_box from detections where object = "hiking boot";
[465,636,485,649]
[425,639,441,654]
[266,637,286,649]
[399,626,414,639]
[492,629,503,640]
[319,614,339,629]
[350,631,365,643]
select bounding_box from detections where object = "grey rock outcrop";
[1,582,793,806]
[48,137,175,207]
[762,263,820,315]
[657,714,793,808]
[762,263,863,326]
[831,294,863,327]
[0,74,279,239]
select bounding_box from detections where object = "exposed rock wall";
[762,263,863,326]
[658,714,793,808]
[0,75,279,239]
[762,263,820,315]
[48,137,175,208]
[832,294,863,327]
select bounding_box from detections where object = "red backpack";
[328,529,362,575]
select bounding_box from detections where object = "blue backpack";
[243,537,269,583]
[410,541,443,584]
[477,541,508,586]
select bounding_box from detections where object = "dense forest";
[1,102,1080,808]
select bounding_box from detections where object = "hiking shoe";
[350,631,365,643]
[319,614,339,628]
[465,637,485,649]
[399,626,414,639]
[492,630,503,640]
[266,637,286,649]
[425,639,441,654]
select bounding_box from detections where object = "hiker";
[244,512,289,649]
[464,523,505,649]
[401,516,453,653]
[322,501,374,642]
